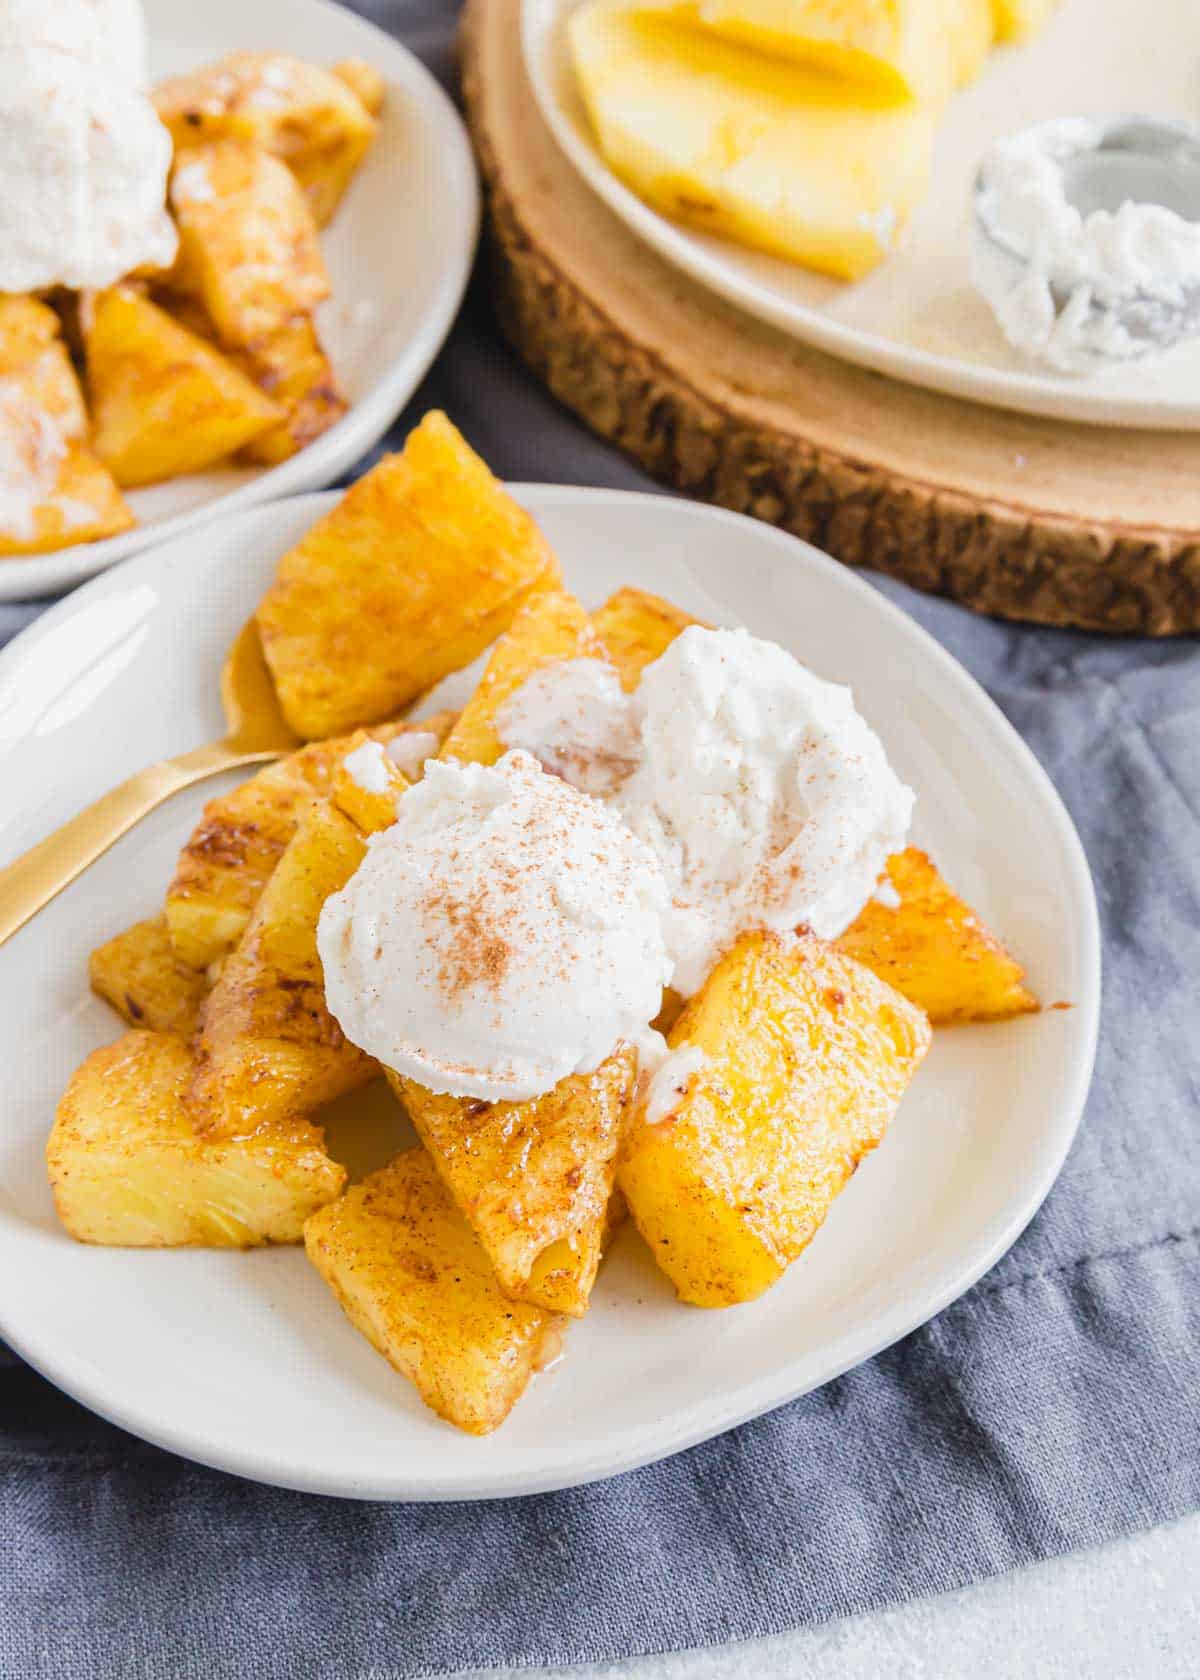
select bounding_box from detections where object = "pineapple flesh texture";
[568,3,941,280]
[89,915,209,1038]
[588,586,701,690]
[48,1030,345,1247]
[305,1149,566,1436]
[619,930,931,1307]
[391,1048,637,1318]
[836,847,1038,1025]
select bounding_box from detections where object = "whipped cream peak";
[318,750,673,1102]
[496,656,640,797]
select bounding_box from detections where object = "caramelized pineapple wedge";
[191,798,377,1137]
[0,295,89,436]
[48,1031,345,1247]
[439,588,595,766]
[391,1048,637,1317]
[588,586,702,690]
[329,735,411,834]
[836,847,1038,1025]
[233,316,348,466]
[620,931,931,1307]
[569,4,939,280]
[164,715,454,971]
[169,140,329,347]
[155,52,378,228]
[89,915,209,1038]
[331,58,387,118]
[85,285,282,487]
[305,1149,565,1435]
[991,0,1057,41]
[256,412,561,739]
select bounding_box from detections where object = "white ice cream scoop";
[971,115,1200,374]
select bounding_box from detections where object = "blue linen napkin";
[2,4,1199,1674]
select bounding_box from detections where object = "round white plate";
[0,489,1099,1501]
[0,0,478,603]
[524,0,1200,430]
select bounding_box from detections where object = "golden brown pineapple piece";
[439,588,595,766]
[164,715,453,970]
[89,915,209,1038]
[305,1148,565,1435]
[191,799,376,1137]
[620,931,931,1307]
[589,586,702,690]
[0,295,133,556]
[392,1048,636,1318]
[155,52,378,227]
[48,1031,345,1247]
[84,285,282,486]
[256,411,561,739]
[837,847,1038,1025]
[331,58,386,117]
[169,140,329,346]
[329,734,411,834]
[234,317,348,465]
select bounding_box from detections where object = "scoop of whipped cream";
[0,0,176,293]
[498,626,913,997]
[318,750,673,1102]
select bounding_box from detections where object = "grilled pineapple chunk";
[48,1031,345,1247]
[305,1149,565,1435]
[233,316,348,465]
[256,411,561,739]
[836,847,1038,1024]
[329,734,411,833]
[392,1048,636,1317]
[589,586,701,689]
[84,285,282,486]
[164,716,452,970]
[155,52,378,227]
[332,58,387,118]
[991,0,1057,41]
[89,915,209,1038]
[191,799,376,1137]
[439,588,595,766]
[569,4,939,279]
[169,140,329,347]
[620,931,931,1307]
[0,295,89,435]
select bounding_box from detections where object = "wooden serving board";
[460,0,1200,635]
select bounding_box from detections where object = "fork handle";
[0,741,273,951]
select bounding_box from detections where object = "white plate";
[524,0,1200,430]
[0,0,478,603]
[0,488,1099,1501]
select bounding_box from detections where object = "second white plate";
[524,0,1200,430]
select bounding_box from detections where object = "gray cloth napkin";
[2,5,1199,1675]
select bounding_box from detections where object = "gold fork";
[0,619,299,950]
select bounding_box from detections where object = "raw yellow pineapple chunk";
[991,0,1057,41]
[164,716,452,970]
[256,412,561,739]
[191,799,376,1137]
[681,0,994,100]
[392,1048,636,1317]
[589,586,701,689]
[619,931,931,1307]
[84,285,282,486]
[836,847,1038,1025]
[569,4,940,279]
[48,1031,345,1247]
[89,915,209,1038]
[439,588,595,766]
[155,52,378,227]
[169,140,330,347]
[305,1149,565,1435]
[233,316,348,465]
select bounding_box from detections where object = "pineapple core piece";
[569,3,941,280]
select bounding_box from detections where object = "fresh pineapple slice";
[256,411,561,740]
[155,52,378,227]
[233,316,348,465]
[305,1149,565,1435]
[569,3,940,280]
[190,799,377,1137]
[439,588,595,766]
[84,285,282,487]
[48,1030,345,1247]
[990,0,1056,41]
[164,715,454,971]
[836,847,1038,1024]
[89,915,209,1038]
[168,140,329,347]
[391,1047,637,1317]
[588,586,701,690]
[619,930,931,1307]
